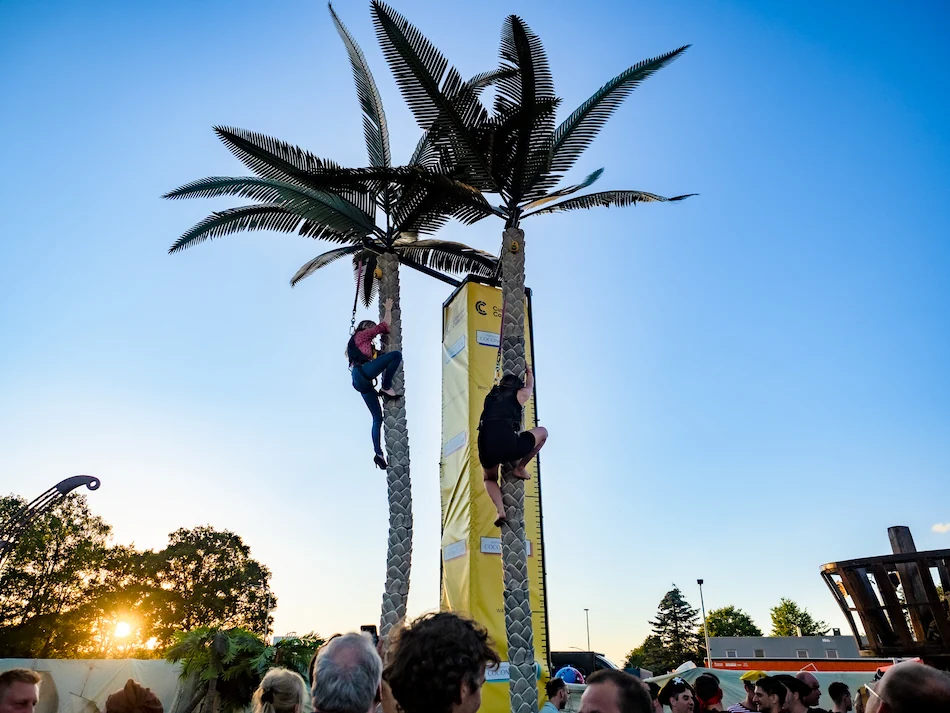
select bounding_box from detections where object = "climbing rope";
[349,257,364,335]
[493,294,506,386]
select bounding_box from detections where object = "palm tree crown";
[371,0,694,228]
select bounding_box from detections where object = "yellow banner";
[440,280,548,712]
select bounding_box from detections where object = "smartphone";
[361,624,379,646]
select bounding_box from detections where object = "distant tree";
[770,598,829,636]
[699,605,763,638]
[623,634,670,674]
[649,586,704,669]
[0,494,113,657]
[150,527,275,648]
[0,495,276,658]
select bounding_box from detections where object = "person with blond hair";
[253,668,308,713]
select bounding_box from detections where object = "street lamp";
[584,608,590,652]
[697,579,711,670]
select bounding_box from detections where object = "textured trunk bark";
[377,252,412,642]
[498,226,537,713]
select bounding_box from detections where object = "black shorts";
[477,424,535,470]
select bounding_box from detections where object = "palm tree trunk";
[377,252,412,642]
[498,226,536,713]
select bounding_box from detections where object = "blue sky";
[1,0,948,663]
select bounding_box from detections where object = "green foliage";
[0,494,125,657]
[0,494,274,658]
[623,634,669,673]
[166,628,268,713]
[699,605,763,638]
[770,598,830,636]
[648,586,704,671]
[251,633,324,681]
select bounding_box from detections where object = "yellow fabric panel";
[440,281,549,712]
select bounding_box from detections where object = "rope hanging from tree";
[349,257,364,335]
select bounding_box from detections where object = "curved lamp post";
[0,475,101,563]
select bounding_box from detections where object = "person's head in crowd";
[657,677,694,713]
[864,661,950,713]
[694,673,723,712]
[646,683,663,713]
[796,671,822,709]
[852,686,868,713]
[579,670,652,713]
[774,675,810,713]
[383,612,499,713]
[752,677,786,713]
[0,670,41,713]
[546,678,570,711]
[309,634,342,686]
[828,682,851,713]
[254,668,308,713]
[738,671,766,711]
[312,634,381,713]
[105,680,163,713]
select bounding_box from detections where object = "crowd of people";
[642,665,950,713]
[3,613,950,713]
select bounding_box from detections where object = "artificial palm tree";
[371,3,692,711]
[165,5,499,644]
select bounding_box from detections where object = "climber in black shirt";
[477,367,548,527]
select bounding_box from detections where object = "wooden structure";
[821,526,950,666]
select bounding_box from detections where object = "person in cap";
[864,660,950,713]
[658,677,695,713]
[828,683,851,713]
[796,671,828,713]
[477,368,548,527]
[729,671,765,713]
[774,675,810,713]
[752,677,786,713]
[693,673,724,712]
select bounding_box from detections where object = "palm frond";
[169,204,306,254]
[395,239,497,276]
[289,245,362,287]
[371,1,495,189]
[329,4,391,171]
[212,127,377,217]
[523,189,696,217]
[163,176,377,237]
[521,167,603,210]
[391,170,497,234]
[550,45,690,174]
[359,252,379,307]
[491,16,557,201]
[406,69,513,173]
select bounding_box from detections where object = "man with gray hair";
[312,632,382,713]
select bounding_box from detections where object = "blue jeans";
[352,351,402,456]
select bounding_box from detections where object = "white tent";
[1,660,186,713]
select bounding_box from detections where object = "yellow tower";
[440,277,549,713]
